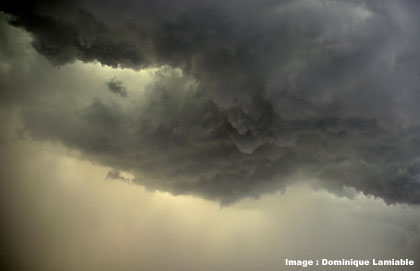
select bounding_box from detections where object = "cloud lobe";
[106,78,128,97]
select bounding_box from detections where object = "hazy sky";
[1,1,420,270]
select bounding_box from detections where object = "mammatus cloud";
[2,0,420,204]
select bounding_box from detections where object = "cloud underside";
[2,0,420,204]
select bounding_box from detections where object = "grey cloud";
[2,0,420,205]
[106,78,127,98]
[106,169,130,182]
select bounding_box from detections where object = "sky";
[1,0,420,270]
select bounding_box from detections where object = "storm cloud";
[2,0,420,205]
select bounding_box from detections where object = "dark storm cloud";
[3,0,420,204]
[106,78,127,97]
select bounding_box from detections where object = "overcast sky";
[1,1,420,270]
